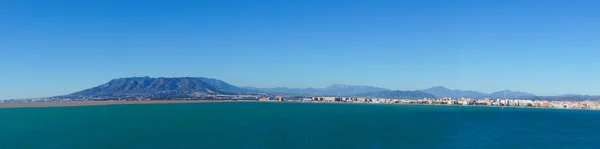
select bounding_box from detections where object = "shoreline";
[279,101,600,111]
[0,100,234,108]
[2,100,597,111]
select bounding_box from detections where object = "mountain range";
[419,86,537,99]
[70,77,254,97]
[244,84,390,96]
[355,90,435,99]
[531,94,600,101]
[67,77,419,98]
[64,77,597,100]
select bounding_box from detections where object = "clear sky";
[1,0,599,99]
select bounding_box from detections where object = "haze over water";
[1,102,599,149]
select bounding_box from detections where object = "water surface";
[1,102,599,149]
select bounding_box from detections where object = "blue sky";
[1,0,599,99]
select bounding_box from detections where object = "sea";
[1,102,600,149]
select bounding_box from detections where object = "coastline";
[278,101,600,111]
[0,100,234,108]
[2,100,597,111]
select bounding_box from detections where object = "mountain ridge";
[419,86,537,99]
[355,90,436,99]
[70,77,224,96]
[420,86,487,98]
[65,77,594,100]
[245,84,390,96]
[489,90,536,99]
[195,77,257,93]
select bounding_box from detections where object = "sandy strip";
[0,100,235,108]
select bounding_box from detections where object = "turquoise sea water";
[1,102,600,149]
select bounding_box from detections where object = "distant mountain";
[419,86,537,99]
[355,90,435,99]
[559,94,588,97]
[195,77,256,93]
[71,77,224,96]
[420,86,487,98]
[246,84,390,96]
[489,90,536,99]
[324,84,390,95]
[531,94,600,101]
[67,77,584,101]
[243,87,323,95]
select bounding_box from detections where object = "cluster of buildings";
[0,97,87,103]
[0,94,266,104]
[275,96,600,110]
[4,94,600,110]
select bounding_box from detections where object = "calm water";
[1,102,600,149]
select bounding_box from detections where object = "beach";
[0,100,234,108]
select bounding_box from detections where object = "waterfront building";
[312,97,337,102]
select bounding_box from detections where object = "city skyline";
[2,0,600,99]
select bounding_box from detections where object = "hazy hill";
[355,90,436,99]
[531,94,600,101]
[246,84,390,96]
[195,77,256,93]
[420,86,537,99]
[420,86,487,98]
[324,84,391,95]
[489,90,536,99]
[243,87,323,95]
